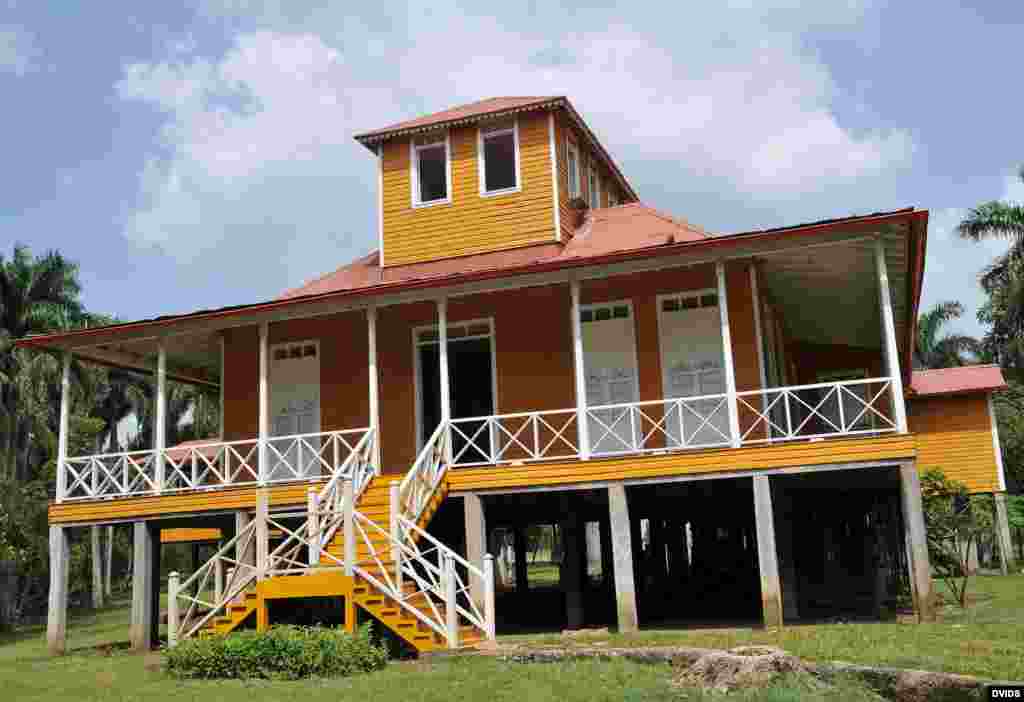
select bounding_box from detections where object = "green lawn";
[3,575,1019,699]
[504,574,1024,681]
[1,598,881,701]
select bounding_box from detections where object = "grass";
[1,597,885,700]
[504,574,1024,681]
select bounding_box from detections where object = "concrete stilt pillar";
[585,521,601,579]
[46,525,70,656]
[561,514,584,630]
[608,485,638,633]
[771,486,800,621]
[599,517,613,584]
[513,526,529,592]
[899,463,935,622]
[966,539,980,575]
[994,493,1017,575]
[104,525,114,598]
[752,476,783,628]
[463,494,487,609]
[91,525,104,609]
[130,522,156,651]
[149,527,162,646]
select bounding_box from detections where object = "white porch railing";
[446,377,898,467]
[59,428,373,502]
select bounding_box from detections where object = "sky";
[2,1,1022,338]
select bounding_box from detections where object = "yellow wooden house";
[21,96,1015,656]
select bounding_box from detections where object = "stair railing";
[397,422,449,527]
[169,518,259,644]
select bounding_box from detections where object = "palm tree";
[958,166,1024,247]
[958,165,1024,370]
[0,245,88,481]
[915,301,980,369]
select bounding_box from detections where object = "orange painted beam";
[161,528,222,544]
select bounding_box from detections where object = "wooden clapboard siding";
[380,112,556,266]
[161,528,222,543]
[222,325,259,442]
[449,434,917,493]
[908,393,1001,493]
[48,481,323,525]
[554,114,626,240]
[377,288,576,473]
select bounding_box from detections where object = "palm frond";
[957,201,1024,242]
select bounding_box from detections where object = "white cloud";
[0,25,37,76]
[117,2,915,301]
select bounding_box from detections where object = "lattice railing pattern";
[60,428,371,501]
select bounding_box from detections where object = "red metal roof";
[281,203,708,299]
[909,365,1007,397]
[354,96,560,142]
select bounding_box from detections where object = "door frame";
[412,316,498,451]
[579,299,641,454]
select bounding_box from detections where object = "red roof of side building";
[280,203,709,299]
[909,365,1007,398]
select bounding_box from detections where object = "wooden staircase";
[195,474,482,652]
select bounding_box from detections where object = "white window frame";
[410,132,452,208]
[607,183,618,207]
[588,166,600,209]
[655,288,724,398]
[579,299,641,453]
[411,317,498,451]
[477,118,521,198]
[566,139,580,199]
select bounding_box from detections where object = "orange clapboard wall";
[553,113,625,241]
[908,393,1002,493]
[49,481,322,525]
[381,111,556,266]
[449,434,917,493]
[377,288,576,473]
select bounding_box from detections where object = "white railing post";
[167,571,180,648]
[389,480,402,590]
[570,280,591,459]
[716,262,742,448]
[445,554,459,648]
[874,237,908,433]
[483,553,496,641]
[307,488,320,566]
[258,322,270,484]
[343,479,355,577]
[226,567,237,602]
[214,545,224,604]
[367,307,382,470]
[56,353,71,502]
[154,343,167,492]
[437,298,453,464]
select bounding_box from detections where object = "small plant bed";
[164,624,389,680]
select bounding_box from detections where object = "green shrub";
[164,624,389,680]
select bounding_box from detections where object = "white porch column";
[104,525,114,597]
[258,322,269,484]
[752,475,783,628]
[367,307,381,468]
[437,299,451,423]
[218,335,225,440]
[570,280,591,459]
[874,237,908,433]
[716,262,742,447]
[46,525,69,655]
[154,343,167,493]
[56,352,71,502]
